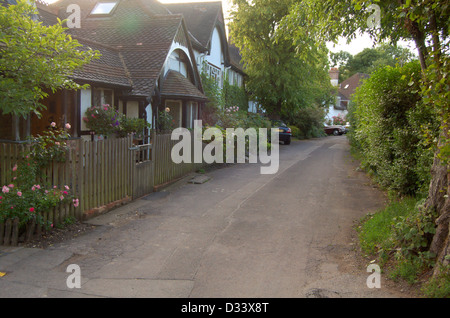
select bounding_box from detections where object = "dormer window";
[90,2,119,16]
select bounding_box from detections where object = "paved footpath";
[0,136,408,299]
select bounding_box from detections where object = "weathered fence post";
[3,219,12,246]
[11,217,19,246]
[0,222,4,245]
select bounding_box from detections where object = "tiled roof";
[39,0,191,97]
[164,1,222,49]
[161,70,207,101]
[339,73,370,100]
[72,38,132,88]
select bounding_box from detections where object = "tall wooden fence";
[0,131,205,245]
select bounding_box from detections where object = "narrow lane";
[0,136,405,298]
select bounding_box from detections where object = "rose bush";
[1,123,79,230]
[0,156,78,229]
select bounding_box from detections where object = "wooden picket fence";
[153,131,204,187]
[0,131,205,246]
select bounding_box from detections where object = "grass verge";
[357,196,450,298]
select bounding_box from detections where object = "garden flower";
[32,186,36,191]
[63,191,68,195]
[165,107,170,112]
[29,207,35,213]
[60,195,64,201]
[17,191,22,197]
[8,184,14,188]
[65,185,70,190]
[73,198,79,208]
[2,186,9,193]
[12,164,17,172]
[65,123,71,129]
[51,122,56,127]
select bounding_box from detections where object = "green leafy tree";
[0,0,100,118]
[229,0,333,119]
[333,44,415,82]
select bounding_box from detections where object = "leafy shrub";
[289,126,301,139]
[158,108,175,131]
[350,61,439,196]
[117,117,151,138]
[28,121,71,168]
[287,106,326,139]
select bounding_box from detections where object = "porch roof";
[161,70,207,101]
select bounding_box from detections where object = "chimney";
[329,67,339,87]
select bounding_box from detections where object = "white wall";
[80,88,91,131]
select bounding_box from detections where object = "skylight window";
[91,2,118,15]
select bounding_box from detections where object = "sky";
[43,0,417,55]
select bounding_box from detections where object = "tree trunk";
[424,7,449,276]
[427,126,450,276]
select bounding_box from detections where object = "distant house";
[0,0,208,140]
[327,68,369,123]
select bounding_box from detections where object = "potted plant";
[82,104,121,138]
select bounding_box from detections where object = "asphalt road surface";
[0,136,409,300]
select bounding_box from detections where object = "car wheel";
[333,129,339,136]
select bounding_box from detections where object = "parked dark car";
[271,120,292,145]
[324,125,346,136]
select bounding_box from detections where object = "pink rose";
[2,186,9,193]
[51,122,56,127]
[17,191,22,197]
[65,123,71,129]
[29,207,35,213]
[12,164,17,172]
